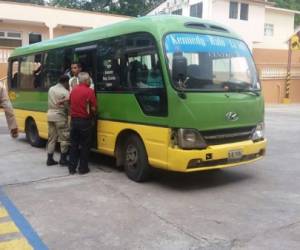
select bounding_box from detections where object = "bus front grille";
[201,126,255,145]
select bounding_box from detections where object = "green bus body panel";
[12,90,263,131]
[98,93,168,126]
[167,91,264,130]
[12,91,48,112]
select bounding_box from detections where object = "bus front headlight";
[252,122,265,142]
[177,129,207,149]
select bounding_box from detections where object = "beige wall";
[253,48,300,64]
[261,79,300,104]
[254,48,300,103]
[0,22,49,45]
[0,1,129,32]
[254,7,295,50]
[0,63,8,79]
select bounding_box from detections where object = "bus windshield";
[164,33,260,92]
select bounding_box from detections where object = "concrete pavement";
[0,105,300,250]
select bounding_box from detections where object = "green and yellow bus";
[7,15,266,182]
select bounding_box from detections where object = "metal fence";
[257,63,300,80]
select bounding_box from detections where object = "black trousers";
[69,118,92,172]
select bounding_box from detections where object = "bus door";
[73,44,98,149]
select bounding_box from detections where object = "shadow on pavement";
[150,168,254,191]
[16,136,255,191]
[89,150,254,191]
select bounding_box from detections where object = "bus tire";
[25,118,45,148]
[124,134,151,182]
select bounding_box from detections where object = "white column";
[49,27,54,39]
[46,23,57,40]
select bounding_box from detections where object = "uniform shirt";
[0,81,17,130]
[47,83,70,122]
[70,83,97,119]
[69,76,94,92]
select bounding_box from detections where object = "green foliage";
[274,0,300,27]
[49,0,163,17]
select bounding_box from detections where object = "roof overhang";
[266,6,300,15]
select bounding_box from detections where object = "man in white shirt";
[69,63,94,91]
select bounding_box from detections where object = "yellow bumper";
[167,139,267,172]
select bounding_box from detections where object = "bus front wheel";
[25,118,45,148]
[124,134,151,182]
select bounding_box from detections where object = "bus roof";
[10,15,241,58]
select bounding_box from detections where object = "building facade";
[0,1,129,79]
[148,0,299,50]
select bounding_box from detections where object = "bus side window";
[124,33,167,116]
[73,44,97,85]
[19,54,42,90]
[9,59,19,89]
[44,49,65,89]
[97,37,125,91]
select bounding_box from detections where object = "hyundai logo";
[226,112,239,121]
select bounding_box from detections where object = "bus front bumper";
[167,139,267,172]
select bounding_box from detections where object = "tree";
[49,0,162,17]
[274,0,300,27]
[50,0,84,9]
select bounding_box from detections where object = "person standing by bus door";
[46,75,70,166]
[69,72,97,175]
[0,81,18,138]
[69,63,94,91]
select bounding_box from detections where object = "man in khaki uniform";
[0,81,18,138]
[47,75,70,166]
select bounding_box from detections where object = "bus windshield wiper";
[221,81,260,96]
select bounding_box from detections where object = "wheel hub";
[126,144,138,167]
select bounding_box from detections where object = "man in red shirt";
[69,72,97,175]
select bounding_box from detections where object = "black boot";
[47,154,58,166]
[59,153,70,167]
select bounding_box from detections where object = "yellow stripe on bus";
[0,238,33,250]
[14,109,48,139]
[0,208,8,219]
[0,222,19,235]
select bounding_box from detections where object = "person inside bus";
[33,54,42,88]
[12,72,18,89]
[128,60,149,88]
[46,75,70,166]
[68,72,97,175]
[33,63,42,88]
[69,63,95,91]
[0,81,18,138]
[147,61,163,88]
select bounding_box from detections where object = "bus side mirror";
[172,52,187,83]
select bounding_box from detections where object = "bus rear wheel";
[25,119,45,148]
[124,134,151,182]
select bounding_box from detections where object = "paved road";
[0,105,299,250]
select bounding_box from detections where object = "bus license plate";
[228,150,243,161]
